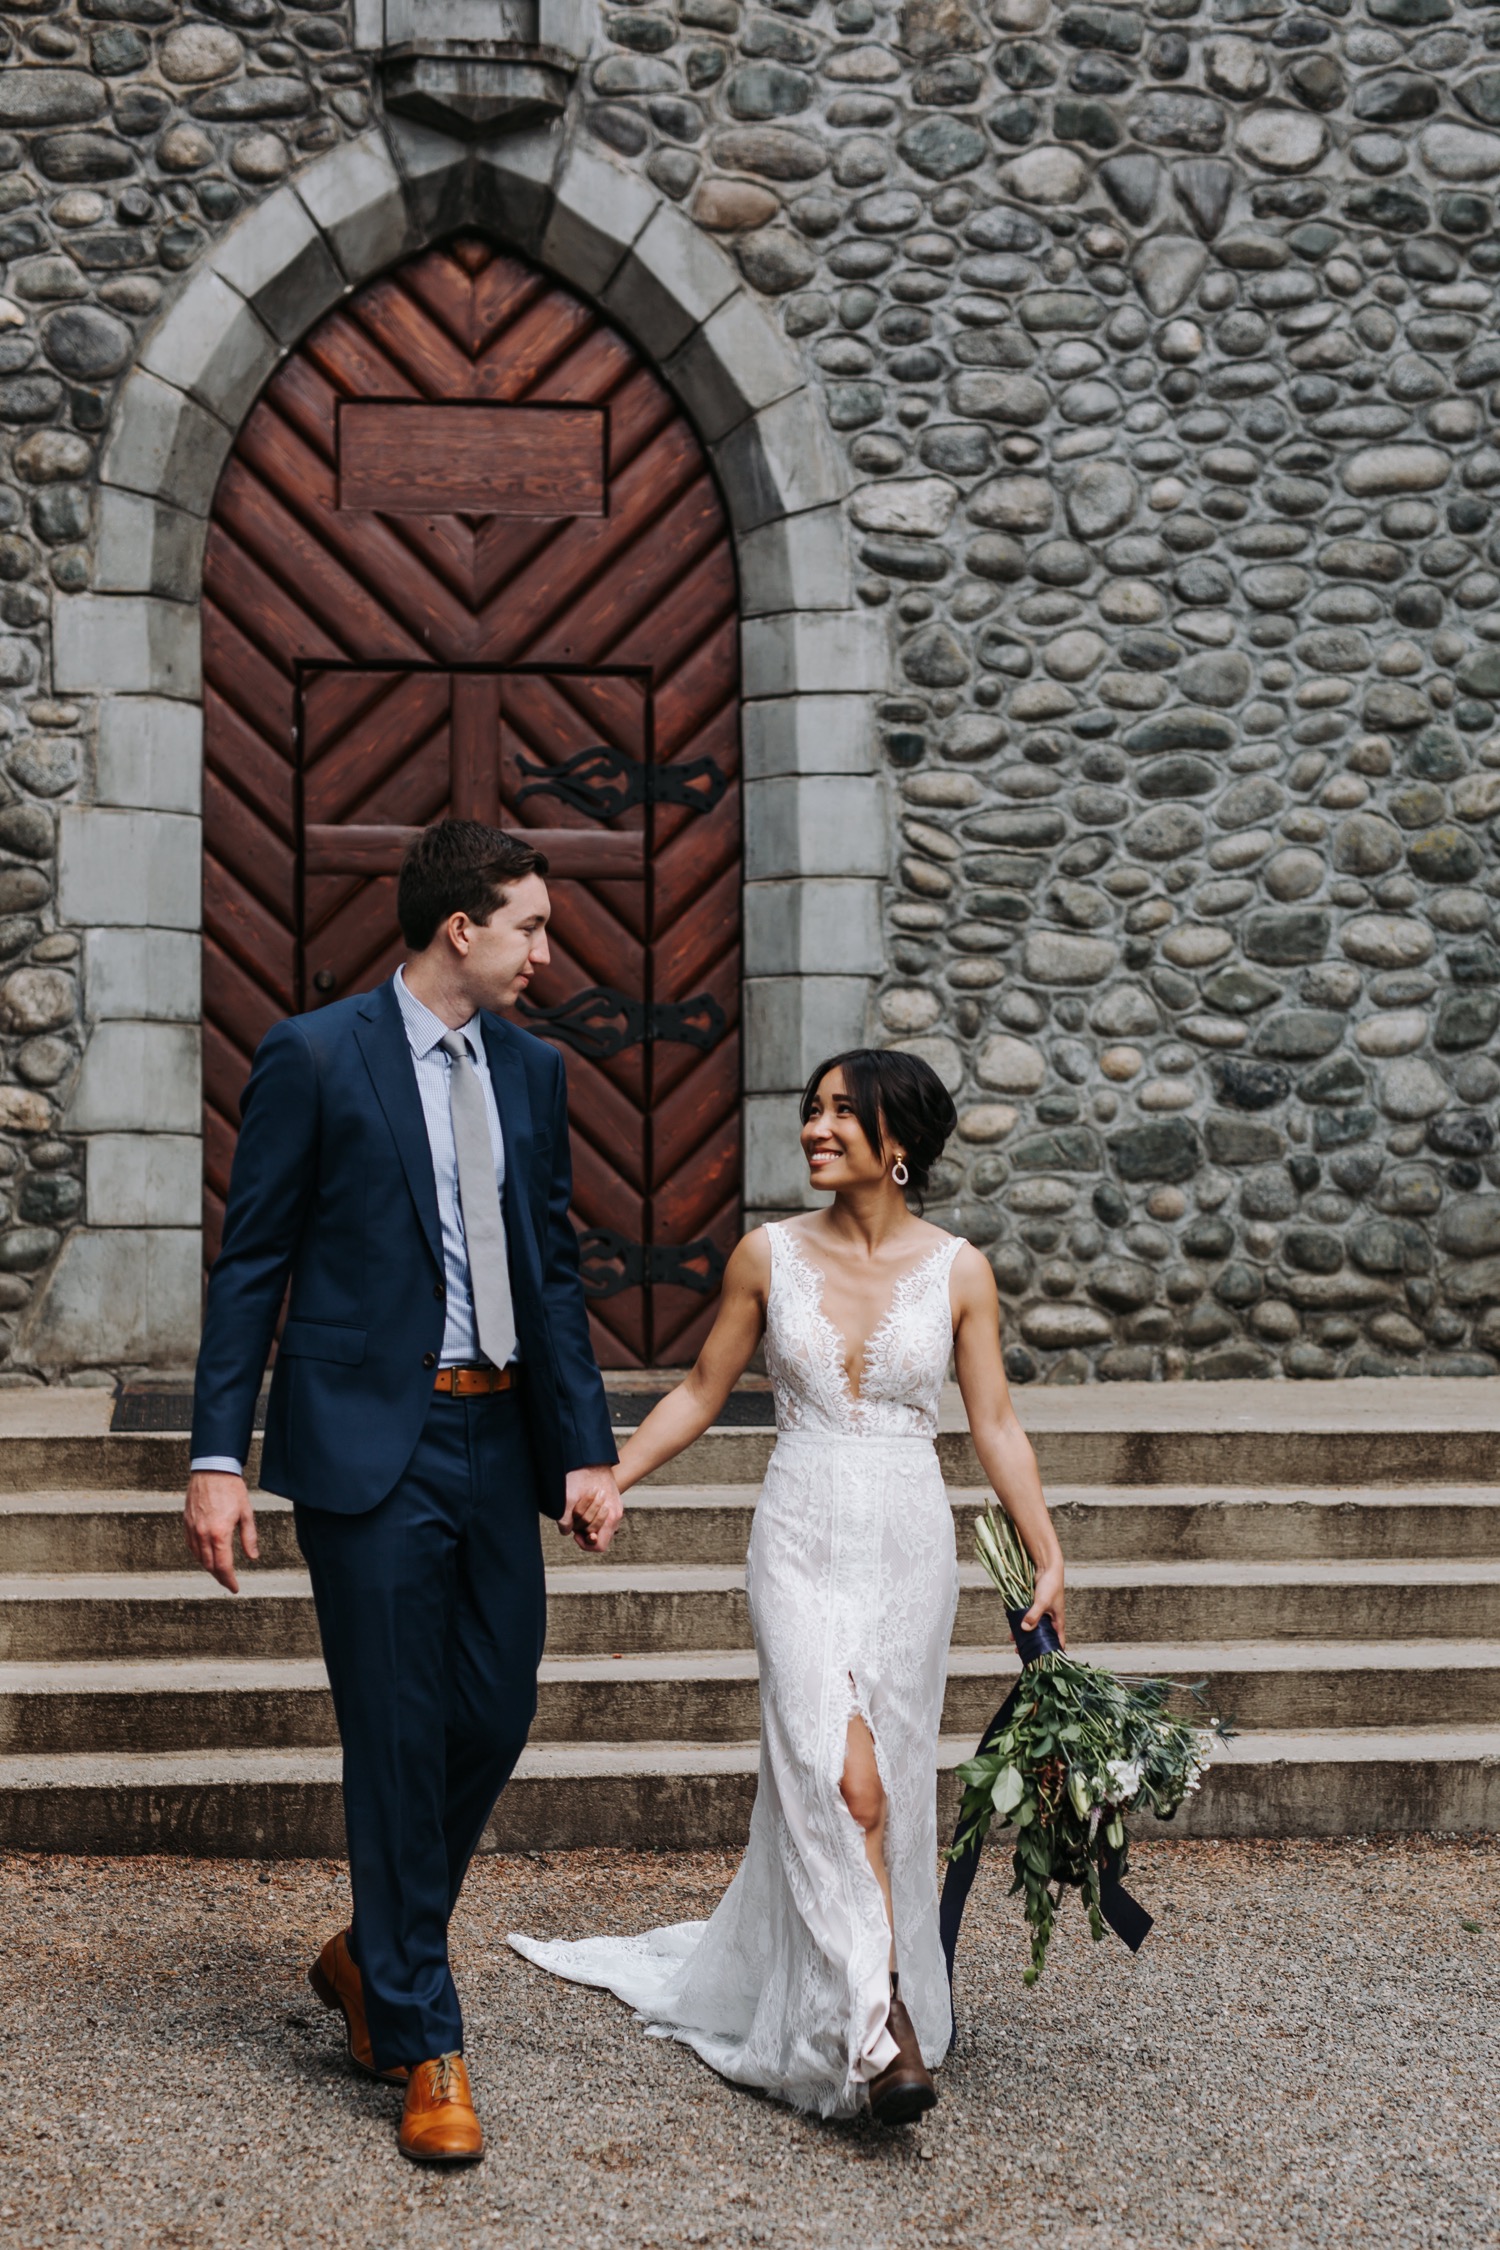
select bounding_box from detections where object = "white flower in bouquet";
[1104,1757,1144,1804]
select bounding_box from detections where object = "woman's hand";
[1023,1554,1066,1647]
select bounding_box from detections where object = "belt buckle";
[435,1363,511,1397]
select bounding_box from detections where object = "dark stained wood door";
[201,238,742,1366]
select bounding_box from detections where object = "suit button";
[434,1284,445,1300]
[422,1352,436,1369]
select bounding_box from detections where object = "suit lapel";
[480,1014,538,1262]
[353,981,443,1271]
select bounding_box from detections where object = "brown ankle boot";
[868,1975,937,2125]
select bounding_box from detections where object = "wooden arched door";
[201,238,742,1368]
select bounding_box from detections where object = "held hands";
[184,1470,259,1594]
[560,1464,625,1554]
[1023,1556,1066,1649]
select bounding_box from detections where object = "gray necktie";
[438,1030,517,1368]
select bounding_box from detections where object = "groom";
[185,819,622,2164]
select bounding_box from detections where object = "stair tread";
[0,1572,312,1600]
[0,1491,294,1516]
[4,1556,1499,1599]
[4,1724,1500,1789]
[5,1639,1500,1694]
[2,1376,1499,1444]
[6,1483,1500,1514]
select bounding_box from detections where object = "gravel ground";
[2,1838,1496,2250]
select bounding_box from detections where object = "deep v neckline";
[778,1224,953,1410]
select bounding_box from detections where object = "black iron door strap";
[519,986,727,1059]
[576,1230,728,1299]
[515,743,727,821]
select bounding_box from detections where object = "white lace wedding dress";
[508,1221,963,2117]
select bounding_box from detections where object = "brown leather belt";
[433,1364,517,1397]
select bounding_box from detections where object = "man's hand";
[560,1465,624,1555]
[184,1471,259,1594]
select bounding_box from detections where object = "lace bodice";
[765,1222,964,1440]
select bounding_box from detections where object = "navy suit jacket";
[191,978,617,1516]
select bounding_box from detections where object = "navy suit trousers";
[294,1388,545,2069]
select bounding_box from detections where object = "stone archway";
[202,233,743,1369]
[29,120,890,1367]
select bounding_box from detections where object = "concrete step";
[6,1485,1500,1574]
[4,1374,1500,1496]
[5,1560,1498,1662]
[6,1640,1500,1754]
[2,1726,1497,1854]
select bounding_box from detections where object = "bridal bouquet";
[946,1505,1225,1987]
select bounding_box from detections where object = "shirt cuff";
[189,1456,244,1476]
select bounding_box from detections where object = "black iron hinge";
[577,1230,728,1299]
[519,985,726,1061]
[515,743,727,823]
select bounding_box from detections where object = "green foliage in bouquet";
[950,1505,1225,1986]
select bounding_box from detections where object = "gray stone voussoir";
[95,696,202,814]
[295,132,419,287]
[208,185,347,348]
[737,506,852,617]
[471,123,566,259]
[744,974,872,1094]
[58,809,201,931]
[603,203,741,371]
[84,930,201,1024]
[711,388,848,532]
[743,877,885,980]
[18,1227,202,1367]
[740,608,887,700]
[744,1091,823,1210]
[93,489,207,602]
[539,140,660,300]
[65,1022,202,1136]
[99,371,232,521]
[745,772,890,883]
[53,596,200,702]
[137,271,281,433]
[85,1133,203,1229]
[660,284,801,447]
[743,694,872,780]
[382,112,473,242]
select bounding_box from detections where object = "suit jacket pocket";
[279,1319,367,1365]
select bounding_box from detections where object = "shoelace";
[426,2052,464,2103]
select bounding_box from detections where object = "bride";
[510,1048,1066,2122]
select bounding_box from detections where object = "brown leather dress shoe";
[868,1976,937,2126]
[399,2053,484,2165]
[308,1929,408,2085]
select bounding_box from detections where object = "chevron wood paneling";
[202,237,742,1366]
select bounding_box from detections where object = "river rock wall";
[2,0,1499,1377]
[587,0,1500,1380]
[0,2,370,1379]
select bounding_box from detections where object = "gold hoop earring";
[892,1158,910,1188]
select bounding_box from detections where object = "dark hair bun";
[799,1047,957,1199]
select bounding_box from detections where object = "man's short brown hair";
[396,820,550,952]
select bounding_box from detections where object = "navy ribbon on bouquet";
[938,1607,1152,2049]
